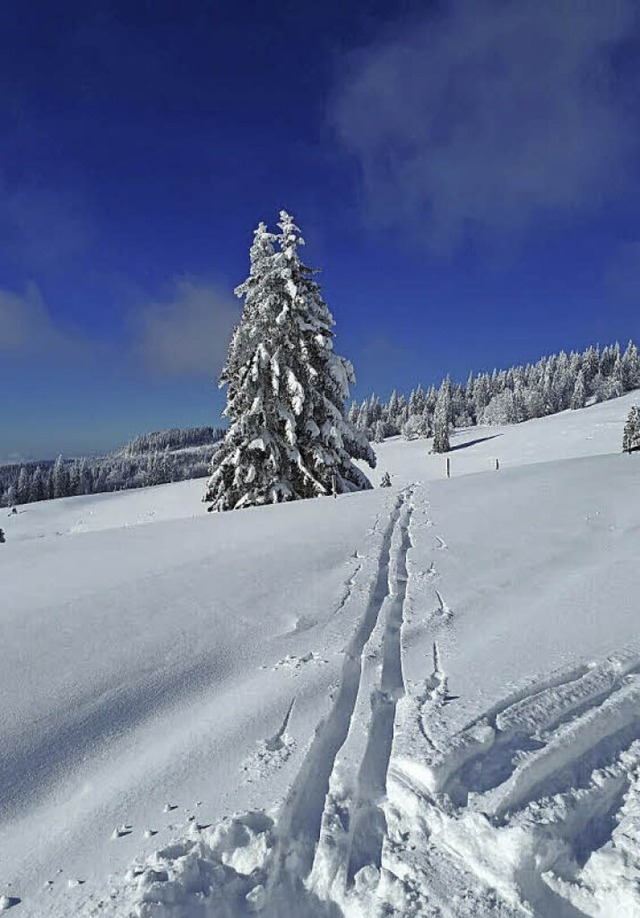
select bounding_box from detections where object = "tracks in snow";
[83,488,420,918]
[433,653,640,813]
[99,483,640,917]
[345,495,413,882]
[390,651,640,916]
[270,488,415,902]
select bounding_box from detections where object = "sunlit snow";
[2,392,639,916]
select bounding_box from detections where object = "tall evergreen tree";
[16,467,30,505]
[621,341,640,391]
[570,370,586,410]
[205,212,375,511]
[52,455,69,499]
[29,466,46,502]
[431,380,451,453]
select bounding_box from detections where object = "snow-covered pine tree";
[622,340,640,391]
[431,379,451,453]
[204,211,375,511]
[570,369,586,410]
[5,484,17,508]
[373,419,387,443]
[623,406,640,453]
[29,466,46,503]
[52,455,69,499]
[16,467,30,505]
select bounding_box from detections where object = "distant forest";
[350,339,640,442]
[0,427,224,508]
[2,339,638,508]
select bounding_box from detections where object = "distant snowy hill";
[1,391,639,917]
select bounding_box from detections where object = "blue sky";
[1,0,640,459]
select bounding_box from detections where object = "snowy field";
[1,391,639,917]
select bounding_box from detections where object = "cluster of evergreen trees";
[349,340,640,444]
[0,426,224,509]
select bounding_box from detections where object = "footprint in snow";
[112,824,133,839]
[434,589,453,619]
[241,699,296,781]
[435,535,448,550]
[0,897,21,912]
[163,803,179,813]
[67,878,85,889]
[272,652,328,671]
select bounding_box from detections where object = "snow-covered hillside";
[1,392,639,917]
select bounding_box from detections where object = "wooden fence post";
[446,456,451,478]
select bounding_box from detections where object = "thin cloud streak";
[0,282,86,356]
[332,0,639,251]
[130,279,239,378]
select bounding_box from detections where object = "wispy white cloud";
[0,282,85,355]
[130,278,239,378]
[332,0,639,250]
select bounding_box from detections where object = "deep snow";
[1,391,639,916]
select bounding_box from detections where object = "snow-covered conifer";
[431,380,451,453]
[29,466,46,503]
[570,370,586,410]
[402,413,428,440]
[52,455,69,499]
[623,406,640,453]
[408,385,425,417]
[373,419,387,443]
[16,467,30,505]
[622,340,640,391]
[205,212,375,511]
[356,401,370,434]
[380,471,392,487]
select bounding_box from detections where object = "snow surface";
[1,391,639,916]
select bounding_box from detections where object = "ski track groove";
[391,654,640,917]
[345,497,414,882]
[269,489,413,893]
[440,656,640,809]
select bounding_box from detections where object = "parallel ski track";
[269,487,414,902]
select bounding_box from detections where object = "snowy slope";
[369,389,640,486]
[1,392,639,917]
